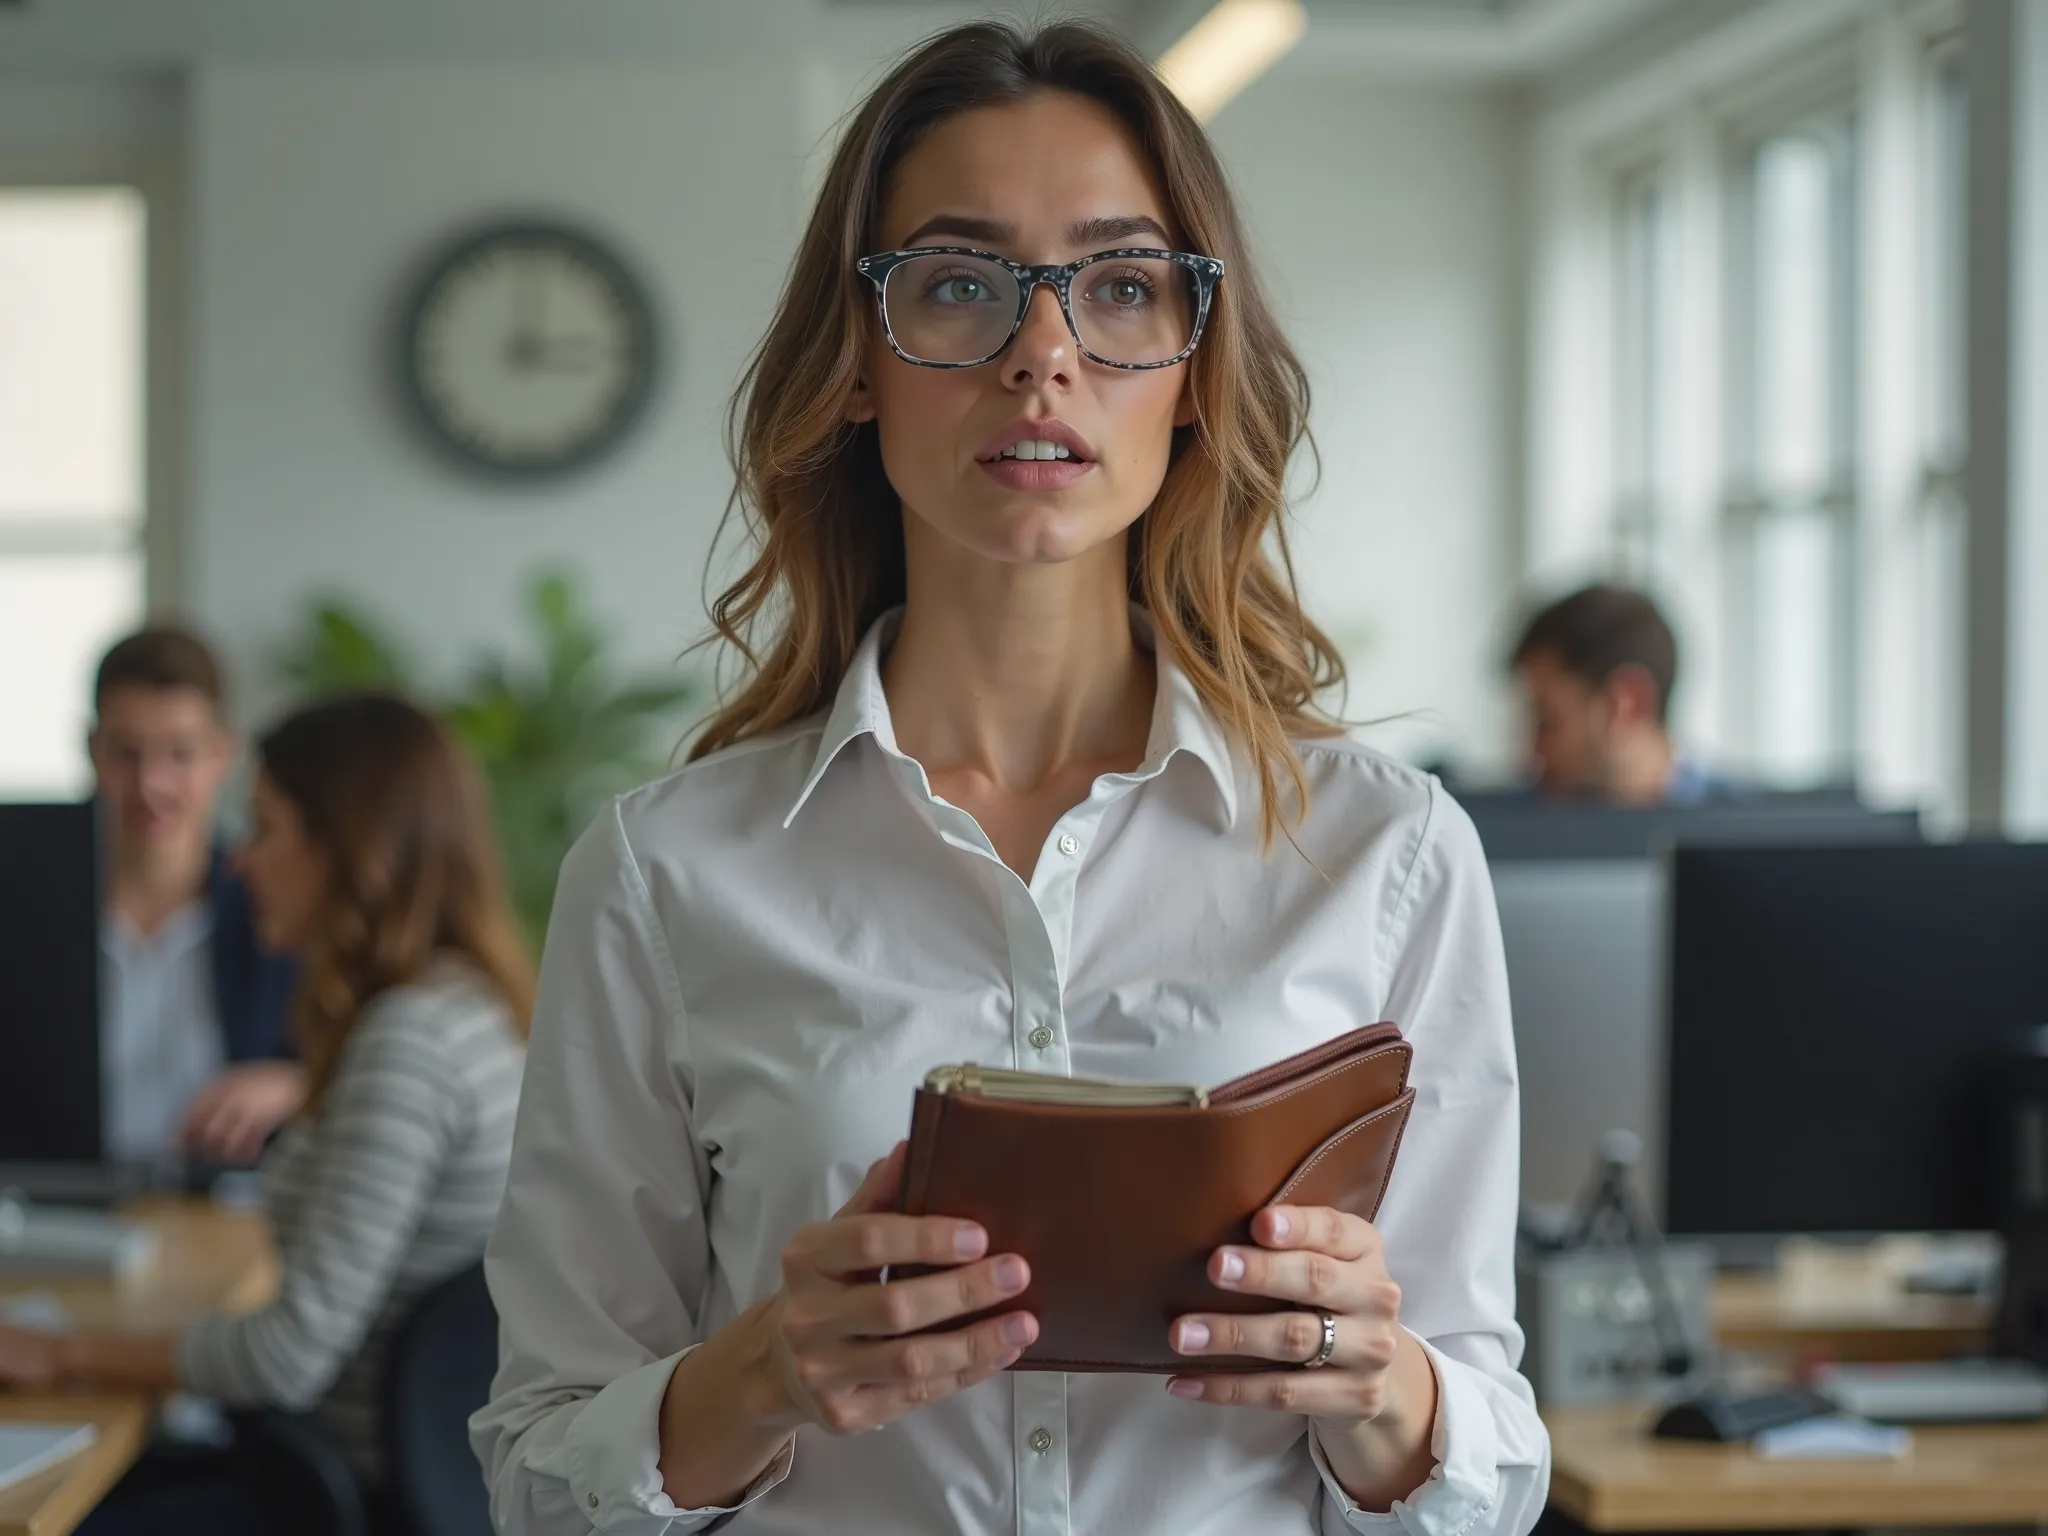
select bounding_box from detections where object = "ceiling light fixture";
[1156,0,1308,122]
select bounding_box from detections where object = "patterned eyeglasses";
[854,247,1225,370]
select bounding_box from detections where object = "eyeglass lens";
[880,254,1199,366]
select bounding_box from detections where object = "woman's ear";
[846,375,877,425]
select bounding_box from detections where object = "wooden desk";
[1712,1272,1994,1362]
[0,1201,275,1536]
[1546,1402,2048,1530]
[0,1398,149,1536]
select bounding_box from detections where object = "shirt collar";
[782,605,1239,831]
[101,899,216,961]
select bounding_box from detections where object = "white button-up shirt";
[100,901,224,1164]
[472,612,1550,1536]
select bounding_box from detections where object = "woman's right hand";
[658,1144,1037,1507]
[758,1142,1037,1436]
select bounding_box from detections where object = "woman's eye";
[930,274,989,303]
[1091,272,1154,308]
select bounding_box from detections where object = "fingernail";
[1216,1251,1245,1284]
[1178,1321,1211,1352]
[1167,1378,1205,1400]
[955,1226,987,1260]
[1269,1210,1292,1241]
[995,1256,1028,1291]
[1001,1315,1034,1347]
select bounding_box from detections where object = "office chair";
[231,1409,370,1536]
[382,1263,498,1536]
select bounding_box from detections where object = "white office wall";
[1210,77,1521,770]
[0,78,180,158]
[184,61,807,724]
[180,60,1520,765]
[0,51,1520,774]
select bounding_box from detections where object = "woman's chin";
[969,505,1131,569]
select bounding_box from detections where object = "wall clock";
[398,219,659,478]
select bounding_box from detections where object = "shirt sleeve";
[1313,780,1551,1536]
[468,799,793,1536]
[176,999,461,1411]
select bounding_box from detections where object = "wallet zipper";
[923,1064,1210,1109]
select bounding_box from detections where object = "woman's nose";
[1003,282,1075,391]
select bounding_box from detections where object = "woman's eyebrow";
[900,214,1014,246]
[895,213,1174,249]
[1066,214,1172,246]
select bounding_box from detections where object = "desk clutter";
[0,1198,154,1282]
[0,1204,275,1536]
[0,1423,96,1497]
[1481,817,2048,1530]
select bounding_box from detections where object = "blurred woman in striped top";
[0,692,530,1534]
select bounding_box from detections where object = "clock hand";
[506,254,546,369]
[528,336,605,373]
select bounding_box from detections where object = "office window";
[1612,170,1680,586]
[1723,116,1858,786]
[0,187,147,798]
[1550,4,1976,808]
[1914,46,1969,818]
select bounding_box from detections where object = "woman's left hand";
[1165,1204,1421,1431]
[0,1324,63,1390]
[179,1062,308,1167]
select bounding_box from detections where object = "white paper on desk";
[1753,1415,1912,1460]
[0,1291,68,1333]
[0,1423,97,1495]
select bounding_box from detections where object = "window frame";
[1718,97,1862,783]
[0,117,183,616]
[1534,0,1970,809]
[0,102,183,797]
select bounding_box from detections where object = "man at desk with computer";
[89,627,301,1170]
[1509,585,1745,807]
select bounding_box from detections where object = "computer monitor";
[1493,805,1922,1213]
[1464,796,1921,862]
[0,802,104,1167]
[1496,858,1663,1209]
[1663,842,2048,1237]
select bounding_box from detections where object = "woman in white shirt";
[472,19,1548,1536]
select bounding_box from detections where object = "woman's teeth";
[995,439,1073,461]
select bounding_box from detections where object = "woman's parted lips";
[975,417,1096,464]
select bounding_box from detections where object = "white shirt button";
[587,1493,599,1509]
[1028,1024,1054,1050]
[1029,1426,1053,1454]
[1057,834,1081,857]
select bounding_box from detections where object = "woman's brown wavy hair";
[690,19,1345,845]
[256,693,534,1113]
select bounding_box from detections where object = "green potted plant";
[276,570,696,946]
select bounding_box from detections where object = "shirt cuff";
[1312,1335,1499,1536]
[565,1346,795,1534]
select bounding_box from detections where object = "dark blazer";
[204,847,299,1062]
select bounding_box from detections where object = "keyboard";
[1653,1387,1837,1441]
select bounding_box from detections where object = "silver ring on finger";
[1302,1310,1338,1370]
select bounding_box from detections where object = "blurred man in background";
[89,627,302,1169]
[1508,584,1743,806]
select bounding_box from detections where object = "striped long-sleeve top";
[178,963,524,1485]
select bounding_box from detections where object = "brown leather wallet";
[897,1023,1415,1373]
